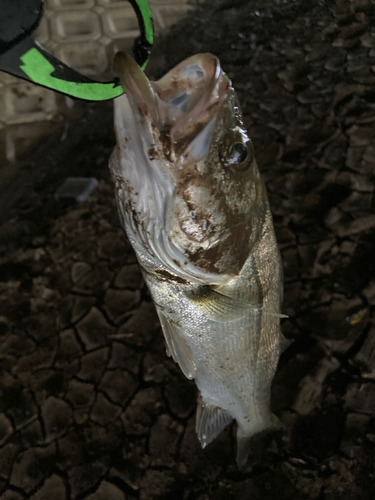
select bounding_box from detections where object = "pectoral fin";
[188,286,288,323]
[196,394,233,448]
[158,312,196,380]
[188,286,261,322]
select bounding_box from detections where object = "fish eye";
[228,143,248,165]
[220,139,252,171]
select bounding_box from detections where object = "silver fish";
[109,52,287,466]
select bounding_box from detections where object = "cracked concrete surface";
[1,0,375,498]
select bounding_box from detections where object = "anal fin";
[195,394,233,448]
[158,312,196,380]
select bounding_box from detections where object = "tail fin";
[236,413,282,467]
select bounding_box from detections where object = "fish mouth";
[114,51,230,161]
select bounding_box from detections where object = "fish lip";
[114,51,160,125]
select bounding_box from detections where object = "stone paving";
[0,0,375,498]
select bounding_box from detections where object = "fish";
[109,51,288,466]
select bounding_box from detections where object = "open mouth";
[114,52,230,157]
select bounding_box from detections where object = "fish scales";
[109,52,286,466]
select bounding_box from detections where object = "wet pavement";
[1,0,375,498]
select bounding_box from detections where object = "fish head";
[110,52,266,285]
